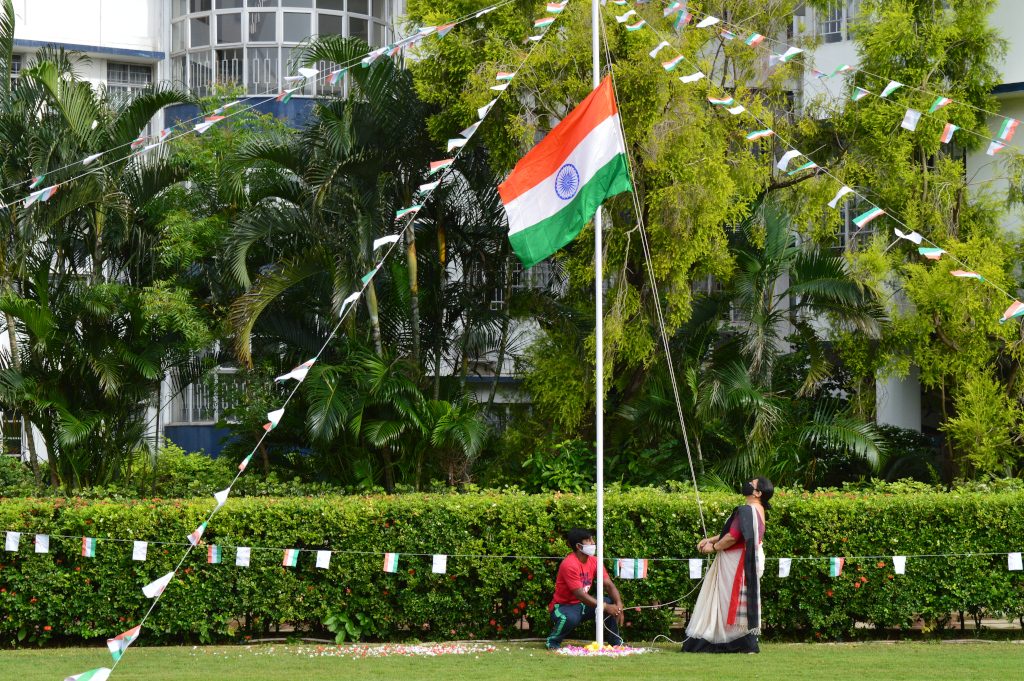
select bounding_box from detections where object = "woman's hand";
[697,538,710,552]
[699,541,715,554]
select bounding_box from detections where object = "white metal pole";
[592,0,605,648]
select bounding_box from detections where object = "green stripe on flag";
[509,155,632,269]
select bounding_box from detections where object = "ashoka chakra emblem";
[554,163,580,200]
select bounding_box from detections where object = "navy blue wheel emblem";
[554,163,580,200]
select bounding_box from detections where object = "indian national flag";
[208,544,223,564]
[383,552,400,572]
[329,68,345,85]
[429,158,454,175]
[940,123,959,144]
[546,2,567,13]
[674,12,692,30]
[283,548,300,567]
[276,88,297,103]
[950,270,983,282]
[708,95,735,106]
[29,174,46,189]
[187,522,208,546]
[82,537,97,558]
[851,87,870,102]
[534,17,555,28]
[1000,300,1024,324]
[64,668,112,681]
[106,625,141,662]
[746,129,775,141]
[615,558,649,579]
[625,20,646,31]
[918,247,945,260]
[852,207,885,228]
[498,76,632,269]
[831,64,853,76]
[239,453,253,472]
[928,96,953,113]
[829,557,844,577]
[496,71,516,81]
[745,33,765,46]
[998,117,1019,141]
[662,55,684,72]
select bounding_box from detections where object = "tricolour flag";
[82,537,97,558]
[852,207,885,228]
[745,33,765,46]
[436,22,456,38]
[940,123,959,144]
[64,668,111,681]
[707,95,735,106]
[283,548,299,567]
[695,16,720,28]
[142,571,174,599]
[828,185,854,209]
[361,266,378,284]
[625,20,646,31]
[679,71,705,83]
[208,544,222,564]
[276,88,297,103]
[534,17,555,28]
[106,625,141,662]
[615,10,636,23]
[721,30,736,40]
[787,160,817,175]
[662,55,684,71]
[276,359,315,383]
[130,136,146,150]
[213,101,240,115]
[831,64,853,76]
[430,159,454,175]
[186,522,207,546]
[746,129,775,141]
[496,71,516,81]
[998,117,1020,141]
[662,1,681,17]
[498,76,632,269]
[674,12,692,30]
[880,80,903,98]
[547,2,567,13]
[999,300,1024,324]
[24,185,58,208]
[987,140,1006,156]
[329,69,345,85]
[195,115,225,134]
[29,174,45,189]
[829,557,844,577]
[851,87,871,102]
[772,46,803,64]
[918,247,945,260]
[239,453,253,472]
[159,127,173,141]
[263,407,285,431]
[396,205,423,220]
[383,552,400,572]
[615,558,649,579]
[950,270,983,281]
[928,96,953,113]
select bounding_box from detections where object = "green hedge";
[0,489,1022,646]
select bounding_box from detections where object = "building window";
[349,16,368,42]
[1,412,22,457]
[318,12,343,35]
[249,11,277,41]
[216,48,244,86]
[217,12,243,43]
[248,0,278,7]
[10,53,21,84]
[173,0,189,18]
[217,0,243,7]
[247,46,279,94]
[191,15,211,47]
[189,50,214,97]
[349,0,367,13]
[283,12,311,41]
[107,62,153,101]
[192,0,213,11]
[818,1,843,43]
[172,21,186,52]
[171,370,241,424]
[317,0,343,9]
[172,56,187,88]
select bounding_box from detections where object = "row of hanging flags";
[55,4,567,680]
[615,0,1024,325]
[7,530,1022,577]
[9,1,516,215]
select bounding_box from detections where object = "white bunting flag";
[893,555,906,574]
[460,122,480,138]
[373,234,401,251]
[770,46,803,65]
[265,408,285,431]
[695,16,720,28]
[432,554,448,574]
[417,180,440,195]
[489,83,509,92]
[679,71,705,84]
[778,557,792,578]
[828,185,855,208]
[615,10,637,22]
[1010,552,1024,571]
[880,80,903,98]
[689,558,703,579]
[214,488,230,510]
[82,152,104,166]
[477,99,497,119]
[275,359,315,383]
[142,571,174,599]
[726,105,746,115]
[900,109,922,131]
[447,138,468,152]
[35,534,49,553]
[236,546,251,567]
[777,149,802,171]
[298,67,319,79]
[316,550,332,569]
[91,120,99,130]
[283,75,305,83]
[894,228,924,244]
[340,290,361,317]
[132,541,148,561]
[649,41,670,58]
[5,531,19,551]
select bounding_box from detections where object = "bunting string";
[619,0,1024,320]
[55,3,570,679]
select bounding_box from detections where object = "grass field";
[6,640,1023,681]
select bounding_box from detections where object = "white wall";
[876,366,922,432]
[12,0,162,53]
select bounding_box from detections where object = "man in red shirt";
[546,528,625,649]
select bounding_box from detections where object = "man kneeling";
[546,528,624,649]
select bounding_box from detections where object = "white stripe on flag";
[432,554,448,574]
[35,534,49,553]
[132,541,148,561]
[236,546,251,567]
[316,550,331,569]
[689,558,702,579]
[778,557,792,578]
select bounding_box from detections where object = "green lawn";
[6,640,1024,681]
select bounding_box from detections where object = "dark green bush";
[0,488,1021,646]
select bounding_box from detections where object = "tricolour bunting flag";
[662,2,681,17]
[106,625,141,662]
[64,668,111,681]
[950,270,984,281]
[615,10,636,23]
[987,141,1006,156]
[999,300,1024,324]
[894,228,923,244]
[940,123,959,143]
[496,71,516,81]
[276,360,315,383]
[383,552,400,573]
[208,545,222,564]
[195,115,225,134]
[283,548,299,567]
[745,33,765,46]
[662,56,684,71]
[448,137,469,151]
[187,522,208,546]
[928,96,953,113]
[625,20,646,31]
[851,87,871,102]
[498,76,632,269]
[615,558,649,579]
[82,537,97,558]
[24,185,59,208]
[901,109,922,131]
[997,118,1019,141]
[727,105,746,116]
[852,207,885,228]
[263,408,285,432]
[776,149,802,171]
[880,81,903,98]
[746,129,774,141]
[142,571,174,599]
[82,152,104,166]
[829,557,844,577]
[238,453,254,472]
[708,95,735,106]
[396,205,423,220]
[918,247,945,260]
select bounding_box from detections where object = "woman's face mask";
[579,543,597,556]
[741,481,756,496]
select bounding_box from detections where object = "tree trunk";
[365,280,384,356]
[381,447,395,492]
[406,228,421,365]
[259,441,271,474]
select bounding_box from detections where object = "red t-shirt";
[548,554,610,611]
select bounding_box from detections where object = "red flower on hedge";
[854,582,861,588]
[43,626,51,631]
[489,619,496,626]
[876,561,886,568]
[826,590,833,597]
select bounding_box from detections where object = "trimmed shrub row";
[0,488,1022,646]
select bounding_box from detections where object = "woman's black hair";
[756,476,775,511]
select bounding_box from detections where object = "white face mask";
[580,544,597,556]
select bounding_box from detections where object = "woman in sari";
[682,477,774,653]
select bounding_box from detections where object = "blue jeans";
[546,597,623,649]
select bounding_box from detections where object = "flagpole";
[592,0,605,648]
